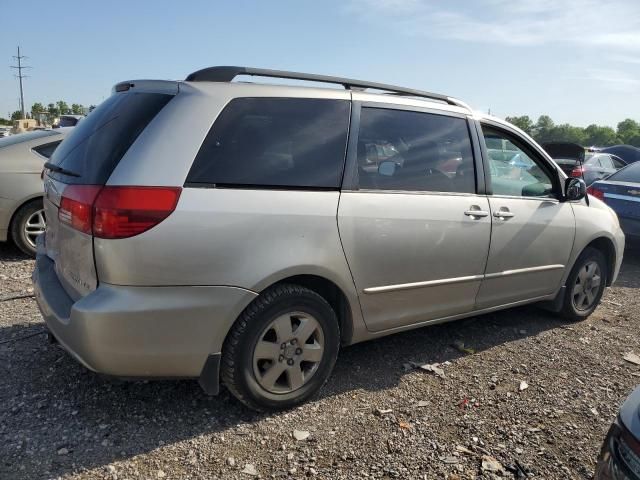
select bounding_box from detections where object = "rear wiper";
[43,161,81,178]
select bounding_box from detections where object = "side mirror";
[378,161,396,177]
[564,177,586,201]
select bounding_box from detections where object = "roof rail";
[185,66,467,108]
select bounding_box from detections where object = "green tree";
[47,103,59,124]
[533,115,555,143]
[71,103,84,115]
[56,101,70,115]
[546,124,586,145]
[10,110,22,121]
[31,102,45,116]
[616,119,640,144]
[505,115,534,135]
[583,124,618,147]
[628,134,640,147]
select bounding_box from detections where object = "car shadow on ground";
[0,245,638,478]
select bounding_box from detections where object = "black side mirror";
[564,177,586,201]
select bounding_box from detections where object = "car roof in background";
[600,145,640,163]
[606,161,640,183]
[542,142,585,161]
[0,130,61,148]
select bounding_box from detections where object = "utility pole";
[10,46,30,119]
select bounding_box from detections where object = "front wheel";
[560,247,607,322]
[221,284,340,411]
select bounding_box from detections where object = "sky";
[1,0,639,127]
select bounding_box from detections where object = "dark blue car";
[595,386,640,479]
[588,162,640,241]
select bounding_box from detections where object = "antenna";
[10,46,31,119]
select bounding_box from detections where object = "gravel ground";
[1,242,639,480]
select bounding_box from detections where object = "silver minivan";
[33,67,625,411]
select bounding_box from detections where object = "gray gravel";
[1,241,639,479]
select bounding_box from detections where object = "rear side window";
[32,140,62,159]
[609,162,640,182]
[186,98,350,189]
[48,92,172,184]
[356,108,476,193]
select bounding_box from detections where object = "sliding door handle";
[464,209,489,218]
[493,210,515,219]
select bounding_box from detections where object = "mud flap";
[198,354,221,395]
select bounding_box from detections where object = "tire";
[221,284,340,411]
[560,247,608,322]
[10,199,46,257]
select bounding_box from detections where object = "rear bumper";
[32,252,257,382]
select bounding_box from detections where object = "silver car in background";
[33,67,624,411]
[0,129,70,255]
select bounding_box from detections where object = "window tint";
[611,157,626,169]
[482,126,555,198]
[32,140,62,159]
[0,130,59,148]
[609,162,640,183]
[356,108,475,193]
[48,92,172,184]
[187,98,350,189]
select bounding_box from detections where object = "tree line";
[0,101,96,125]
[505,115,640,147]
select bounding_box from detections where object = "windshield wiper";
[43,162,81,178]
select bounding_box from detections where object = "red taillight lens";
[570,166,585,177]
[587,185,605,201]
[93,186,181,239]
[59,185,181,239]
[58,185,102,234]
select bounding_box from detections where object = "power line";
[10,46,31,119]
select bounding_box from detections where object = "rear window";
[0,130,59,148]
[47,92,172,184]
[186,98,350,189]
[609,162,640,183]
[32,140,62,159]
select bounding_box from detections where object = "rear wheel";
[10,200,46,257]
[221,284,340,411]
[560,247,607,322]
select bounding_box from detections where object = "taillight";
[587,185,605,201]
[59,185,102,234]
[58,185,181,239]
[570,166,585,177]
[93,186,181,239]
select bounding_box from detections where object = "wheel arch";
[260,274,355,346]
[584,236,616,286]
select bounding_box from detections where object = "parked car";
[570,153,627,185]
[0,129,70,255]
[588,161,640,242]
[0,126,11,138]
[601,145,640,164]
[543,142,627,185]
[33,67,624,411]
[54,114,84,128]
[595,386,640,479]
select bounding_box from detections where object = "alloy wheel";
[571,260,602,311]
[252,312,324,394]
[24,209,46,249]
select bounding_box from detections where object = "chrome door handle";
[493,210,515,219]
[464,209,489,218]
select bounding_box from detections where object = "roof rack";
[185,66,469,109]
